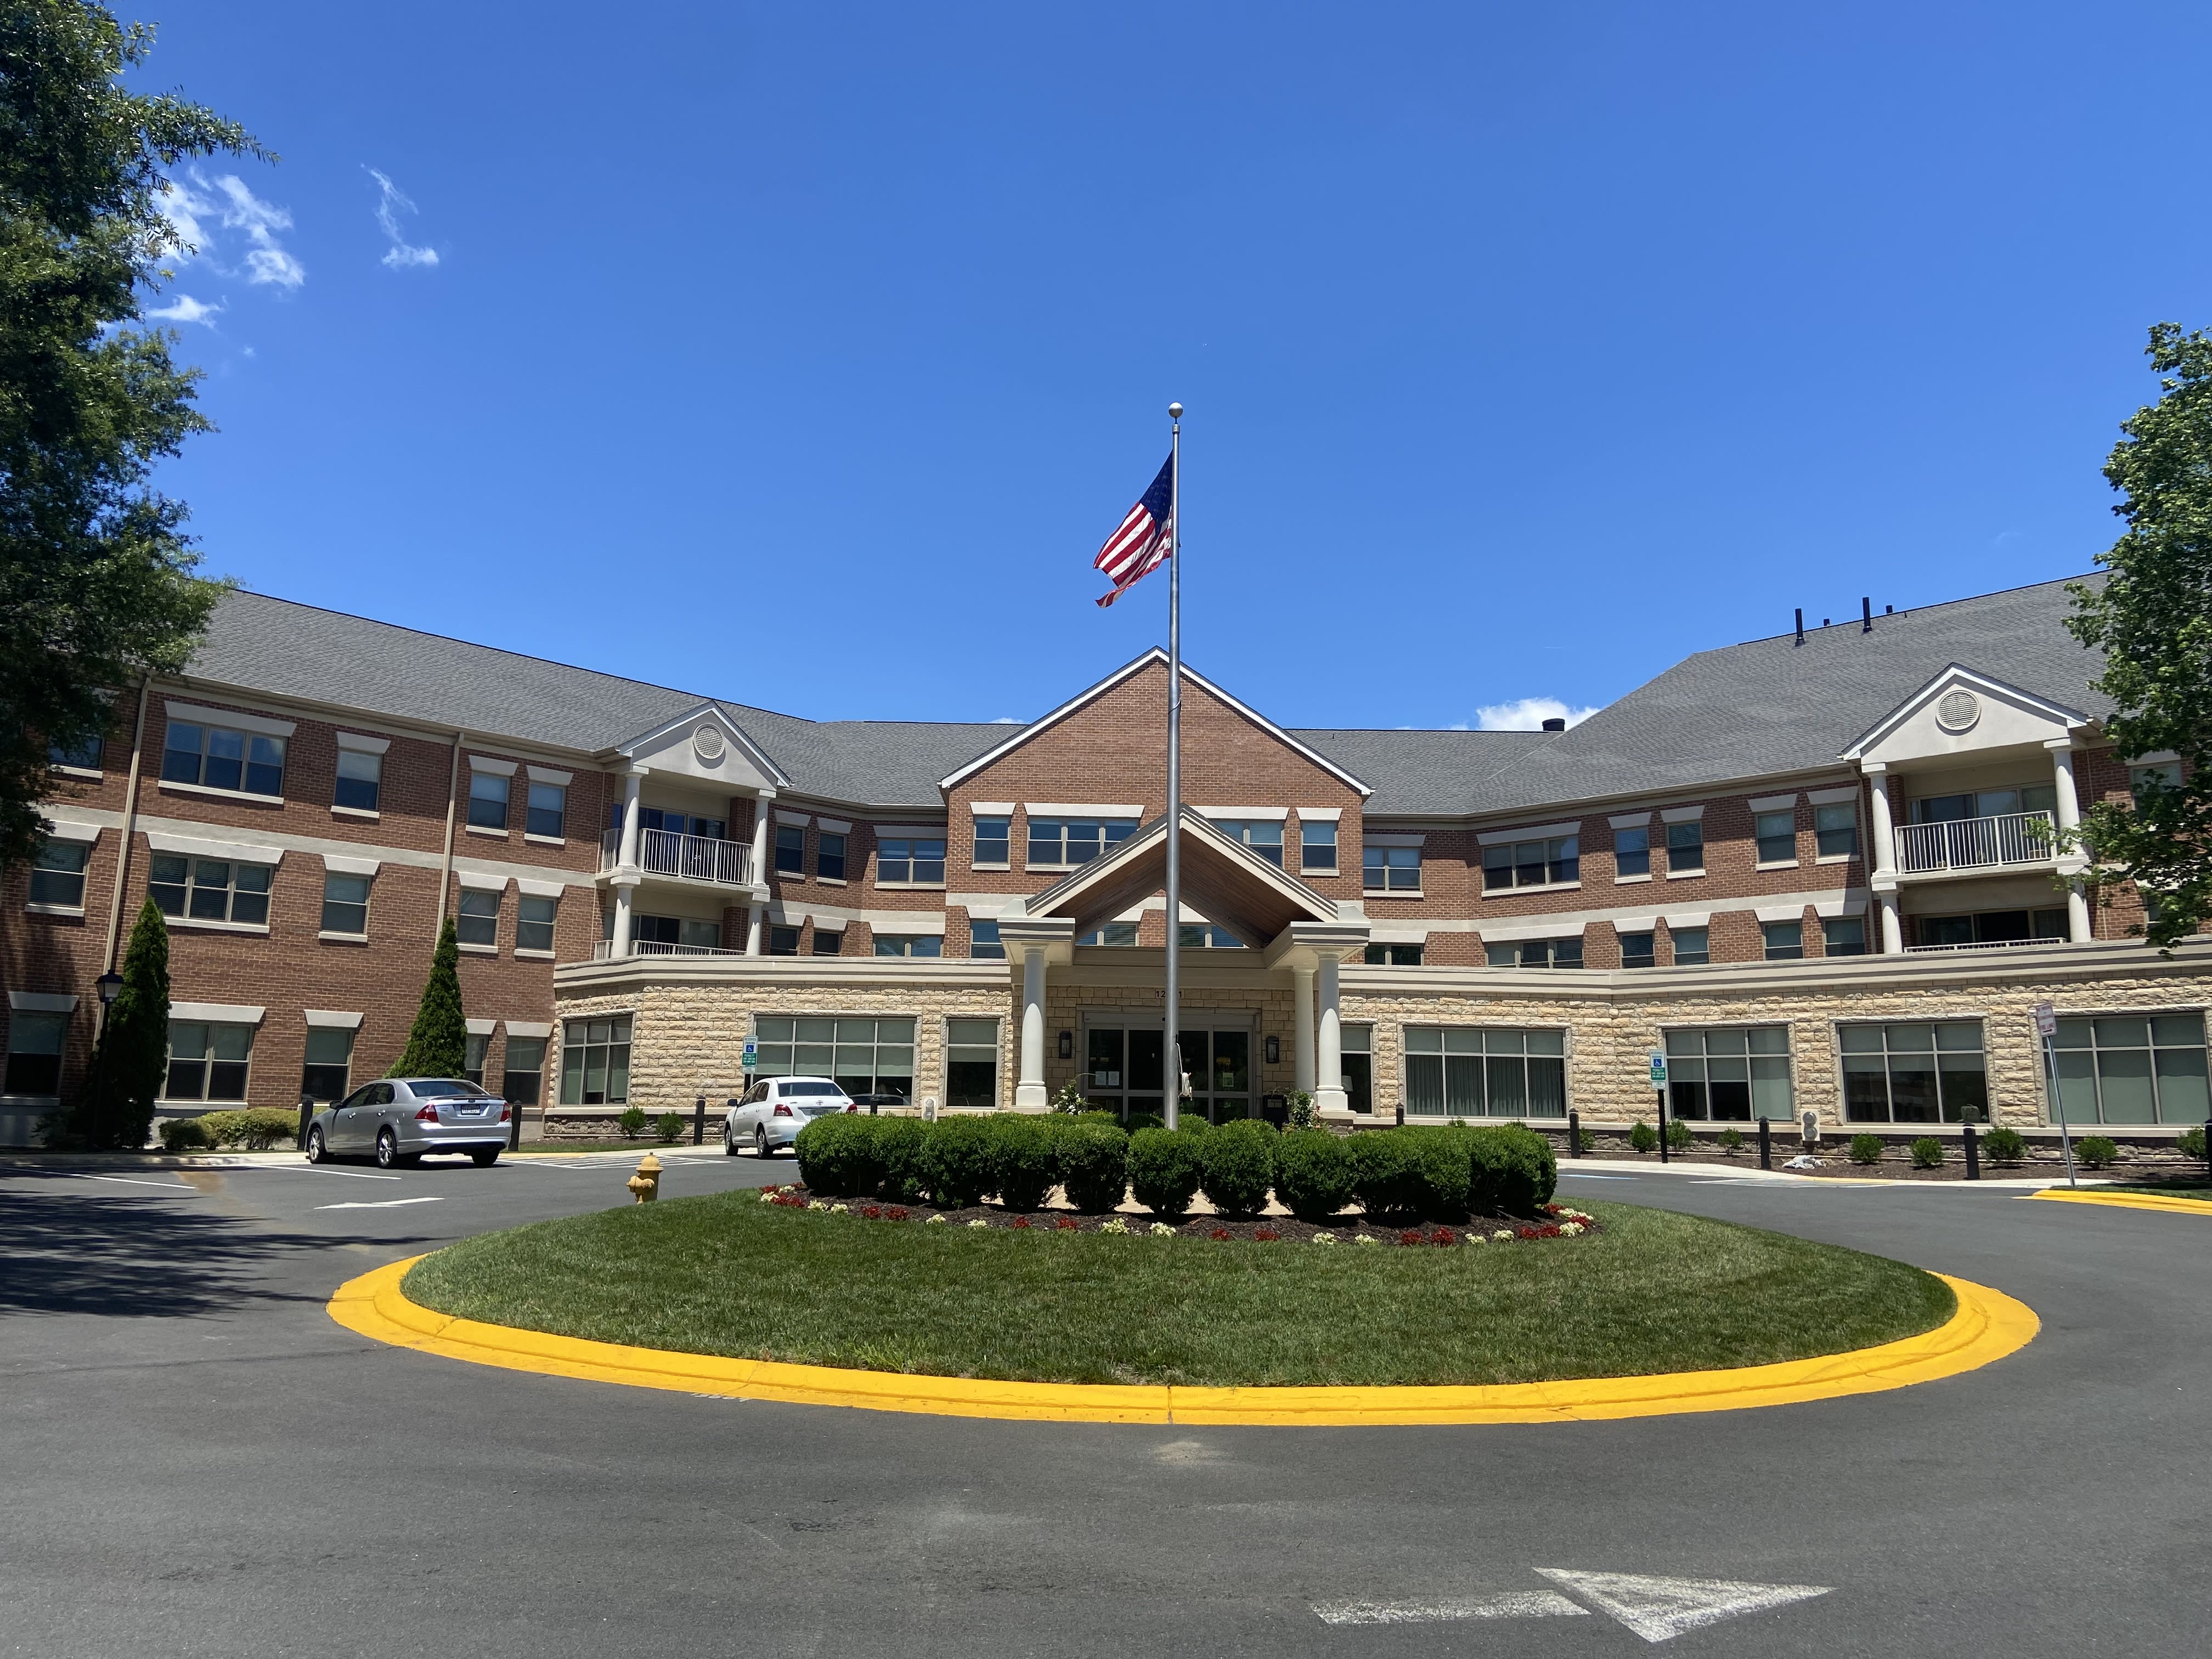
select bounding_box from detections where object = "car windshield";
[780,1081,845,1097]
[409,1079,493,1098]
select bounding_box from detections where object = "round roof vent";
[692,723,726,763]
[1936,690,1981,733]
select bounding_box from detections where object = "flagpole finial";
[1167,402,1183,420]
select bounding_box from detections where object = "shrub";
[157,1117,212,1152]
[1717,1127,1744,1155]
[2077,1135,2121,1170]
[1410,1127,1472,1218]
[1049,1080,1091,1114]
[1848,1133,1885,1165]
[1983,1126,2026,1163]
[1348,1129,1425,1220]
[873,1116,930,1201]
[1053,1119,1129,1212]
[2179,1125,2207,1161]
[1127,1126,1203,1217]
[1274,1129,1353,1221]
[1665,1118,1693,1152]
[1576,1124,1595,1154]
[618,1106,648,1139]
[1909,1136,1944,1169]
[1468,1125,1556,1215]
[1126,1111,1166,1135]
[795,1114,881,1198]
[654,1112,686,1144]
[1198,1119,1277,1215]
[921,1114,1000,1207]
[1629,1120,1658,1154]
[990,1115,1057,1211]
[1285,1089,1318,1131]
[197,1108,303,1150]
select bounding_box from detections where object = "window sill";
[168,916,270,935]
[1756,859,1801,872]
[52,766,103,781]
[1362,889,1426,900]
[160,780,284,807]
[24,902,86,918]
[1613,873,1652,884]
[458,941,499,955]
[0,1093,60,1108]
[318,929,368,944]
[816,876,849,887]
[1024,864,1077,874]
[331,804,381,821]
[878,883,947,891]
[969,864,1011,873]
[1300,866,1339,878]
[1664,868,1706,881]
[1481,881,1581,898]
[464,825,510,839]
[515,947,556,960]
[1816,852,1857,865]
[524,833,566,847]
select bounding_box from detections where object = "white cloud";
[157,170,303,289]
[144,294,223,326]
[1476,696,1599,732]
[991,715,1023,725]
[367,167,439,269]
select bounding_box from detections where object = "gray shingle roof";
[1288,728,1548,815]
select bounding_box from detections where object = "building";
[4,574,2207,1152]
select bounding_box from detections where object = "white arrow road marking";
[1313,1592,1588,1626]
[315,1196,445,1210]
[1534,1569,1831,1643]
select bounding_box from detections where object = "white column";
[1865,765,1897,881]
[1015,945,1048,1109]
[1876,890,1902,956]
[746,788,774,956]
[1292,964,1316,1096]
[1314,952,1346,1115]
[617,770,644,865]
[2049,738,2091,943]
[610,769,642,959]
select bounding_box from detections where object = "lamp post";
[92,969,123,1146]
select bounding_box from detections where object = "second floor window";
[1363,943,1423,965]
[1483,836,1576,890]
[873,933,943,957]
[1665,821,1704,874]
[973,817,1010,867]
[1486,936,1583,969]
[30,839,88,909]
[151,855,270,926]
[1814,803,1858,857]
[1028,819,1135,867]
[516,894,557,952]
[321,872,370,935]
[1216,820,1283,866]
[526,782,566,839]
[1669,925,1710,966]
[1619,930,1656,968]
[1762,919,1804,960]
[49,733,103,770]
[769,926,800,956]
[775,825,804,874]
[1077,922,1138,946]
[164,721,284,798]
[969,919,1005,960]
[818,832,847,880]
[1179,924,1244,948]
[1301,819,1338,872]
[1755,811,1796,864]
[457,888,500,947]
[879,837,945,884]
[334,749,381,812]
[1364,845,1420,891]
[467,771,509,830]
[1822,916,1866,956]
[1615,826,1650,876]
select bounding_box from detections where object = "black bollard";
[693,1096,706,1146]
[1568,1108,1582,1158]
[1657,1091,1669,1164]
[1395,1102,1404,1127]
[2204,1117,2211,1180]
[1963,1118,1979,1181]
[507,1099,522,1151]
[1758,1114,1771,1171]
[296,1093,314,1152]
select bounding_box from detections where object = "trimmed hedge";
[1347,1130,1424,1219]
[921,1114,1000,1207]
[1469,1124,1556,1212]
[874,1116,930,1202]
[1273,1129,1353,1222]
[1128,1126,1203,1217]
[1052,1119,1130,1212]
[992,1115,1057,1211]
[1198,1118,1277,1215]
[793,1113,878,1198]
[157,1117,213,1152]
[196,1107,302,1151]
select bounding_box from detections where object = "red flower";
[1400,1230,1423,1246]
[861,1205,882,1220]
[1012,1215,1032,1230]
[1518,1227,1539,1240]
[1254,1228,1280,1242]
[1432,1228,1456,1246]
[887,1206,909,1221]
[1210,1227,1231,1242]
[1056,1215,1077,1230]
[1539,1224,1561,1238]
[1543,1202,1564,1215]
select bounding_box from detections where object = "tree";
[2066,323,2212,949]
[54,895,168,1147]
[1,4,260,870]
[389,917,467,1079]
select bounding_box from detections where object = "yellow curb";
[2026,1188,2212,1215]
[329,1257,2038,1426]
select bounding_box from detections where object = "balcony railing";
[599,826,754,887]
[1905,935,2065,955]
[1893,811,2056,876]
[590,939,746,961]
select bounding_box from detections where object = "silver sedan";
[305,1077,511,1169]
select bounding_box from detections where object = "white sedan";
[724,1076,855,1157]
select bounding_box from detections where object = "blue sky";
[133,2,2212,732]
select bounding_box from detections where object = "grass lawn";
[403,1194,1955,1388]
[2103,1182,2212,1200]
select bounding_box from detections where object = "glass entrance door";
[1082,1022,1254,1123]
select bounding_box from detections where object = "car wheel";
[723,1127,740,1156]
[755,1128,769,1159]
[375,1128,399,1170]
[471,1148,499,1167]
[305,1126,326,1164]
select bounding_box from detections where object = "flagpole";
[1164,400,1183,1131]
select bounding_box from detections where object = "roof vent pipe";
[1540,717,1567,732]
[1794,607,1804,646]
[1861,596,1872,634]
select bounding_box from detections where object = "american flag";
[1092,453,1174,608]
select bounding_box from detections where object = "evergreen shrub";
[1347,1129,1424,1220]
[873,1116,930,1201]
[1127,1126,1203,1217]
[1273,1129,1353,1221]
[1909,1136,1944,1169]
[196,1108,301,1150]
[157,1117,212,1152]
[1983,1126,2027,1163]
[1848,1133,1885,1165]
[1665,1117,1693,1152]
[1198,1118,1277,1215]
[1410,1127,1472,1217]
[1053,1119,1129,1212]
[2077,1135,2120,1170]
[1718,1127,1744,1155]
[795,1114,879,1197]
[1629,1120,1658,1154]
[990,1114,1057,1210]
[2177,1125,2207,1161]
[654,1113,686,1143]
[1468,1125,1556,1214]
[618,1106,648,1139]
[921,1114,998,1206]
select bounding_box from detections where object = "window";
[769,926,800,956]
[1916,909,2068,949]
[753,1015,916,1097]
[1665,821,1704,874]
[1815,803,1858,857]
[467,771,510,830]
[1614,826,1650,877]
[457,887,500,947]
[1341,1023,1373,1114]
[303,1028,355,1102]
[559,1015,632,1105]
[5,1011,67,1096]
[1756,811,1797,864]
[464,1032,488,1087]
[813,928,844,956]
[818,832,847,881]
[2131,762,2181,798]
[49,733,103,771]
[1669,926,1710,966]
[166,1020,253,1102]
[1180,924,1244,949]
[1482,836,1578,891]
[1301,819,1338,872]
[873,934,943,957]
[973,818,1011,867]
[879,837,946,884]
[150,855,271,926]
[1619,931,1656,968]
[968,919,1005,960]
[1485,936,1583,969]
[526,782,567,839]
[163,721,285,798]
[1363,943,1423,965]
[516,894,557,953]
[321,872,370,935]
[1026,819,1136,868]
[633,915,720,952]
[503,1036,547,1105]
[1665,1026,1792,1122]
[1077,922,1138,946]
[1822,916,1866,956]
[2052,1014,2209,1125]
[1404,1026,1567,1119]
[1762,919,1804,960]
[775,825,804,874]
[30,840,88,909]
[1364,845,1421,891]
[1842,1022,1988,1124]
[1216,820,1283,866]
[946,1017,999,1110]
[1911,785,2057,825]
[638,807,725,840]
[335,749,381,812]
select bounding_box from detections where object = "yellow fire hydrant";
[627,1152,663,1203]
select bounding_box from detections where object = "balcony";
[600,826,755,888]
[589,939,746,961]
[1893,811,2055,876]
[1905,935,2065,956]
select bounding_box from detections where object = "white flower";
[967,1218,989,1229]
[1560,1221,1585,1235]
[830,1203,849,1215]
[926,1214,949,1226]
[1492,1229,1515,1242]
[1353,1233,1382,1248]
[806,1199,830,1212]
[757,1189,778,1203]
[1100,1217,1131,1235]
[1149,1222,1177,1236]
[1311,1231,1337,1245]
[1466,1234,1487,1245]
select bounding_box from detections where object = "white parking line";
[238,1163,402,1181]
[317,1196,444,1210]
[74,1175,201,1192]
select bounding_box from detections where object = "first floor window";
[1216,820,1284,866]
[163,721,285,797]
[873,933,943,957]
[1486,936,1583,969]
[1404,1025,1566,1119]
[1618,931,1656,968]
[1669,925,1710,966]
[322,872,371,935]
[769,926,800,956]
[150,855,271,926]
[813,928,844,956]
[1822,916,1866,956]
[1364,844,1421,891]
[167,1020,253,1101]
[946,1017,999,1110]
[1665,1026,1792,1121]
[1614,826,1650,877]
[516,894,557,952]
[969,919,1005,960]
[559,1015,631,1104]
[1341,1023,1373,1114]
[29,839,88,909]
[1915,909,2067,949]
[817,832,847,881]
[1842,1021,1987,1124]
[1077,922,1138,946]
[458,887,501,947]
[526,782,567,839]
[1363,943,1423,965]
[1180,924,1244,949]
[464,1032,488,1087]
[972,817,1010,867]
[5,1011,67,1096]
[1762,919,1804,960]
[1665,821,1704,874]
[1483,836,1578,890]
[334,748,381,812]
[2052,1014,2209,1125]
[753,1015,916,1097]
[503,1036,547,1105]
[1301,819,1338,872]
[2132,762,2181,798]
[776,824,804,874]
[878,837,946,884]
[1756,811,1797,864]
[303,1028,355,1102]
[467,770,510,830]
[1815,802,1858,857]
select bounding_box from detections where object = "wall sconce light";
[1265,1034,1281,1064]
[1057,1030,1073,1059]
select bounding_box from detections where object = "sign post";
[2034,1001,2076,1188]
[1649,1049,1669,1164]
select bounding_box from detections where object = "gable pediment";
[1842,664,2090,766]
[610,703,783,790]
